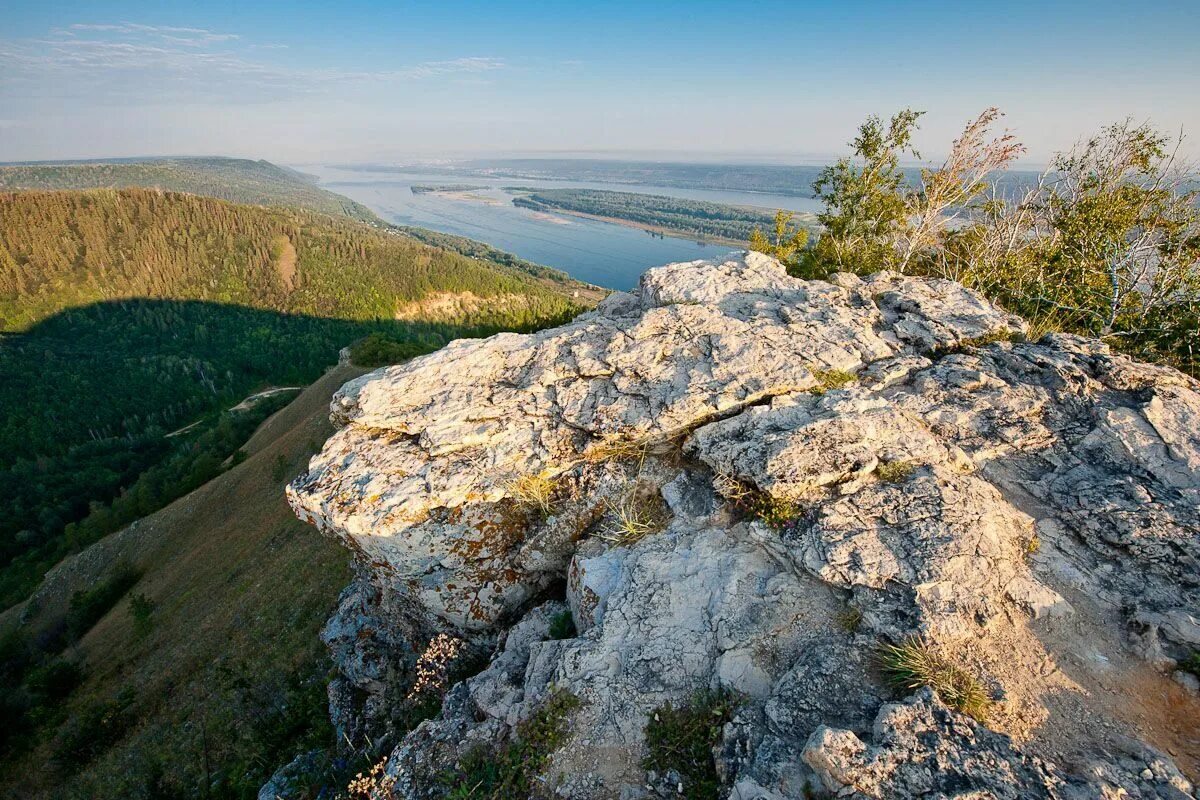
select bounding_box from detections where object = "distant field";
[0,157,381,222]
[509,187,817,243]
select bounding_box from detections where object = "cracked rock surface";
[287,252,1200,799]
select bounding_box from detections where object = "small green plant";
[1180,651,1200,678]
[642,688,740,800]
[809,368,857,394]
[714,474,804,533]
[875,460,915,483]
[548,609,576,641]
[1024,533,1041,556]
[440,688,581,799]
[128,592,157,637]
[877,637,990,721]
[835,606,863,633]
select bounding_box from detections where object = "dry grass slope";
[0,364,364,799]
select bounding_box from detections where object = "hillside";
[0,157,379,222]
[0,188,592,610]
[287,252,1199,798]
[0,364,362,799]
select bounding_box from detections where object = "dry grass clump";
[584,434,650,464]
[875,460,916,483]
[506,470,560,517]
[597,483,671,546]
[877,636,990,721]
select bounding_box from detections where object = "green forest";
[0,188,588,609]
[509,187,816,242]
[0,157,379,222]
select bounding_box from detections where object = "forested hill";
[0,188,582,331]
[0,188,590,609]
[0,157,378,222]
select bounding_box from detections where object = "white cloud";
[0,22,507,107]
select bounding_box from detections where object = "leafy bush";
[642,688,740,800]
[877,637,990,721]
[348,334,435,368]
[128,593,157,638]
[66,566,143,642]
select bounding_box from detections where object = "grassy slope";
[0,364,363,799]
[0,157,379,222]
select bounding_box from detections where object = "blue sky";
[1,0,1198,164]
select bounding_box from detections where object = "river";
[304,165,822,290]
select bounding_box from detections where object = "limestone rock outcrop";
[288,252,1200,799]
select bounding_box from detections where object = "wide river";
[305,165,822,290]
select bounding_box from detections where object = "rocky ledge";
[287,252,1200,799]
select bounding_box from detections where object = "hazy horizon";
[2,0,1199,166]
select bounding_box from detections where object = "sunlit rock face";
[288,251,1200,799]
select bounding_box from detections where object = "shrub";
[1180,651,1200,678]
[128,593,157,638]
[642,688,740,800]
[66,565,143,641]
[877,637,990,721]
[270,452,290,483]
[440,689,581,798]
[349,334,433,368]
[875,460,915,483]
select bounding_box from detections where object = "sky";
[1,0,1198,166]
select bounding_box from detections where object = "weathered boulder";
[287,252,1200,799]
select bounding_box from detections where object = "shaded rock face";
[288,252,1200,799]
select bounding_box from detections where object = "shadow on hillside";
[0,297,575,611]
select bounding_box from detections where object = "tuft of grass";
[440,688,581,799]
[506,470,560,517]
[584,435,649,464]
[877,637,990,721]
[596,484,670,546]
[642,688,740,800]
[809,368,857,394]
[547,609,576,641]
[716,475,803,533]
[1024,532,1041,557]
[875,460,915,484]
[835,606,863,633]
